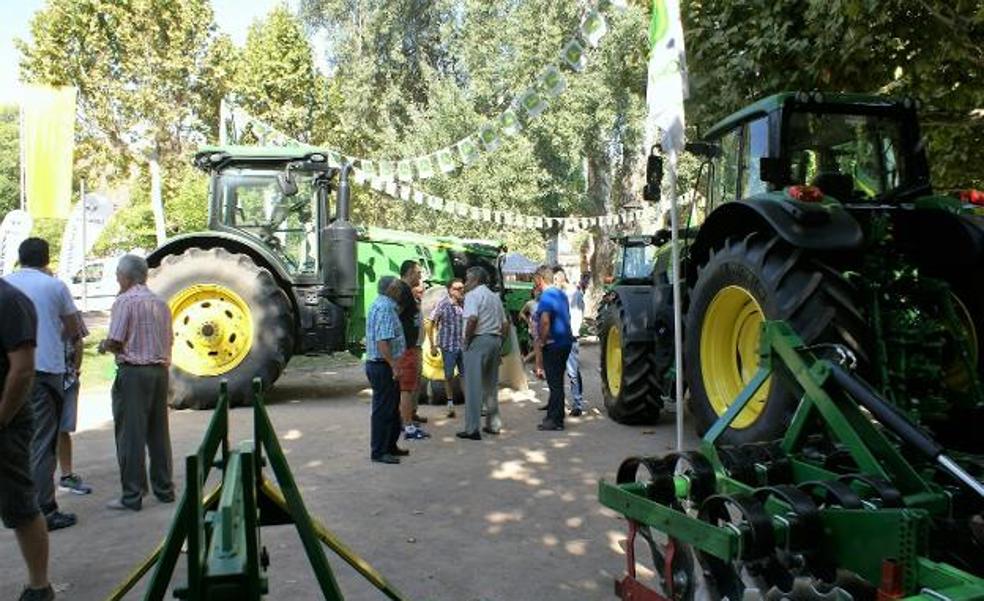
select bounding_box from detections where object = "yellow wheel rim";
[700,286,770,429]
[606,325,623,397]
[944,294,979,391]
[169,284,253,377]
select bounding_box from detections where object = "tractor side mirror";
[643,151,663,202]
[760,157,791,186]
[684,141,721,158]
[277,171,298,197]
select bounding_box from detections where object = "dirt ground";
[0,342,697,601]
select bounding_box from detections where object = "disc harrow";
[600,321,984,601]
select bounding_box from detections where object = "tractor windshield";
[216,169,319,275]
[785,110,910,201]
[615,244,655,281]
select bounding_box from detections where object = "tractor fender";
[147,231,293,283]
[687,197,863,282]
[604,284,665,344]
[146,231,299,320]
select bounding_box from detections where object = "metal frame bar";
[109,379,412,601]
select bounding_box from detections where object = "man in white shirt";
[554,268,585,416]
[457,266,509,440]
[4,238,82,532]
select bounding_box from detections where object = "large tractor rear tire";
[934,279,984,452]
[685,233,864,444]
[598,301,662,424]
[149,247,294,409]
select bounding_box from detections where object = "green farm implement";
[599,321,984,601]
[107,380,408,601]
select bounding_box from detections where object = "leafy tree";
[299,1,651,268]
[0,106,20,217]
[681,0,984,190]
[18,0,222,176]
[232,7,338,143]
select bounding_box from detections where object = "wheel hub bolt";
[201,324,216,337]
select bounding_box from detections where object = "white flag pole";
[80,180,87,311]
[19,95,25,211]
[668,150,684,452]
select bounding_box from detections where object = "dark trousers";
[366,361,401,459]
[544,345,572,426]
[29,372,64,515]
[111,364,174,509]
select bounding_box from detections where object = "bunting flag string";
[223,0,629,184]
[217,0,645,233]
[363,177,647,232]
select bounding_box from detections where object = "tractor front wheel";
[149,247,294,409]
[598,301,662,424]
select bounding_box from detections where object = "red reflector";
[960,189,984,206]
[787,185,824,203]
[877,559,904,601]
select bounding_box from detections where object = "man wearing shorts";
[0,278,55,601]
[428,278,465,418]
[394,260,429,440]
[58,312,92,495]
[5,238,81,531]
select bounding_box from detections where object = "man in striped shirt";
[98,255,175,511]
[427,278,465,418]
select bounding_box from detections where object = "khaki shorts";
[397,347,421,392]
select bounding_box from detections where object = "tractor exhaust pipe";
[337,162,352,222]
[324,162,358,307]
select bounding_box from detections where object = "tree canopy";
[9,0,983,260]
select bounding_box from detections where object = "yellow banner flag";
[22,85,77,219]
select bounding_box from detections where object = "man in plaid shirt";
[427,278,465,418]
[98,255,174,511]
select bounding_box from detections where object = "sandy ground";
[0,343,697,601]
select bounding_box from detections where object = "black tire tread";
[149,247,294,409]
[685,232,864,443]
[599,300,662,424]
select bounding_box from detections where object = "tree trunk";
[585,150,614,320]
[149,149,167,245]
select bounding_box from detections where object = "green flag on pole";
[22,85,77,219]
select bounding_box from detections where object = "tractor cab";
[684,92,930,215]
[195,146,347,286]
[610,235,659,286]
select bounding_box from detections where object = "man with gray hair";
[98,254,175,511]
[457,266,509,440]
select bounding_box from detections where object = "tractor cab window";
[741,117,770,196]
[615,244,656,281]
[217,169,319,275]
[710,129,740,208]
[786,110,908,200]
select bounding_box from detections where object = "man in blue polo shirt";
[532,265,574,431]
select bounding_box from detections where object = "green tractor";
[147,146,505,409]
[598,92,984,450]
